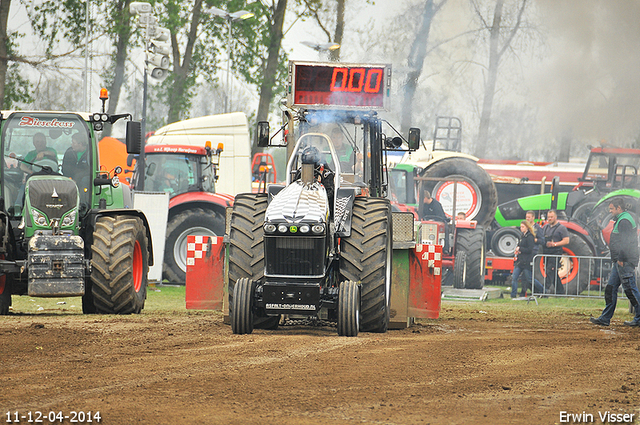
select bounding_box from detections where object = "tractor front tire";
[337,280,360,337]
[228,193,279,329]
[340,197,392,333]
[90,215,149,314]
[163,208,225,284]
[231,277,254,334]
[490,226,520,257]
[452,250,467,289]
[456,226,486,289]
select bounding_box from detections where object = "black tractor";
[227,108,420,336]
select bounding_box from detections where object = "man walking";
[542,210,570,294]
[590,199,640,326]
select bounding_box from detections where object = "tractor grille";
[265,236,325,276]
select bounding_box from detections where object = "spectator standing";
[511,220,545,298]
[525,210,545,293]
[590,199,640,326]
[542,209,570,294]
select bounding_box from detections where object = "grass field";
[6,282,633,319]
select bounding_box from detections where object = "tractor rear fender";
[82,209,154,266]
[593,189,640,209]
[168,191,234,210]
[560,220,597,255]
[167,198,228,222]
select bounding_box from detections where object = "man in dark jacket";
[590,198,640,326]
[542,209,570,294]
[420,190,447,222]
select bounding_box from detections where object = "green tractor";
[0,93,153,314]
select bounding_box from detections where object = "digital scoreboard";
[289,61,391,110]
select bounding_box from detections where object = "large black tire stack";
[455,226,486,289]
[340,197,392,333]
[89,215,149,314]
[227,193,278,329]
[163,208,225,284]
[419,157,498,228]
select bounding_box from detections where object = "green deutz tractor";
[0,94,153,314]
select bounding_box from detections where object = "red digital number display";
[291,62,389,109]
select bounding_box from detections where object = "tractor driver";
[20,132,58,174]
[62,133,90,188]
[330,127,362,174]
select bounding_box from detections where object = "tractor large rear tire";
[419,157,498,228]
[340,197,392,333]
[455,226,486,289]
[228,193,279,329]
[163,208,225,284]
[90,216,149,314]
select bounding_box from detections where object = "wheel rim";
[173,226,218,273]
[496,231,519,256]
[537,247,579,285]
[133,240,143,292]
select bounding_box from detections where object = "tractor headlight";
[61,209,77,227]
[31,209,48,226]
[311,224,325,234]
[264,223,277,233]
[277,224,288,233]
[299,224,310,233]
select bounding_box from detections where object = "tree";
[254,0,287,124]
[298,0,345,61]
[400,0,447,135]
[471,0,528,159]
[0,0,33,108]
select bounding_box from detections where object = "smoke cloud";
[531,1,640,146]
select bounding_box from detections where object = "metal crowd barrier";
[528,254,615,298]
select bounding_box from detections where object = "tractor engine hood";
[265,180,329,224]
[27,177,79,222]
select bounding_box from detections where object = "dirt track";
[1,303,640,425]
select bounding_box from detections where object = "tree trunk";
[167,0,202,125]
[474,0,503,159]
[0,0,11,108]
[103,0,132,137]
[401,0,434,135]
[255,0,287,152]
[328,0,345,62]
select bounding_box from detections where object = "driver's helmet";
[301,146,321,165]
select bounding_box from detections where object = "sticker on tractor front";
[435,180,479,219]
[18,116,75,128]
